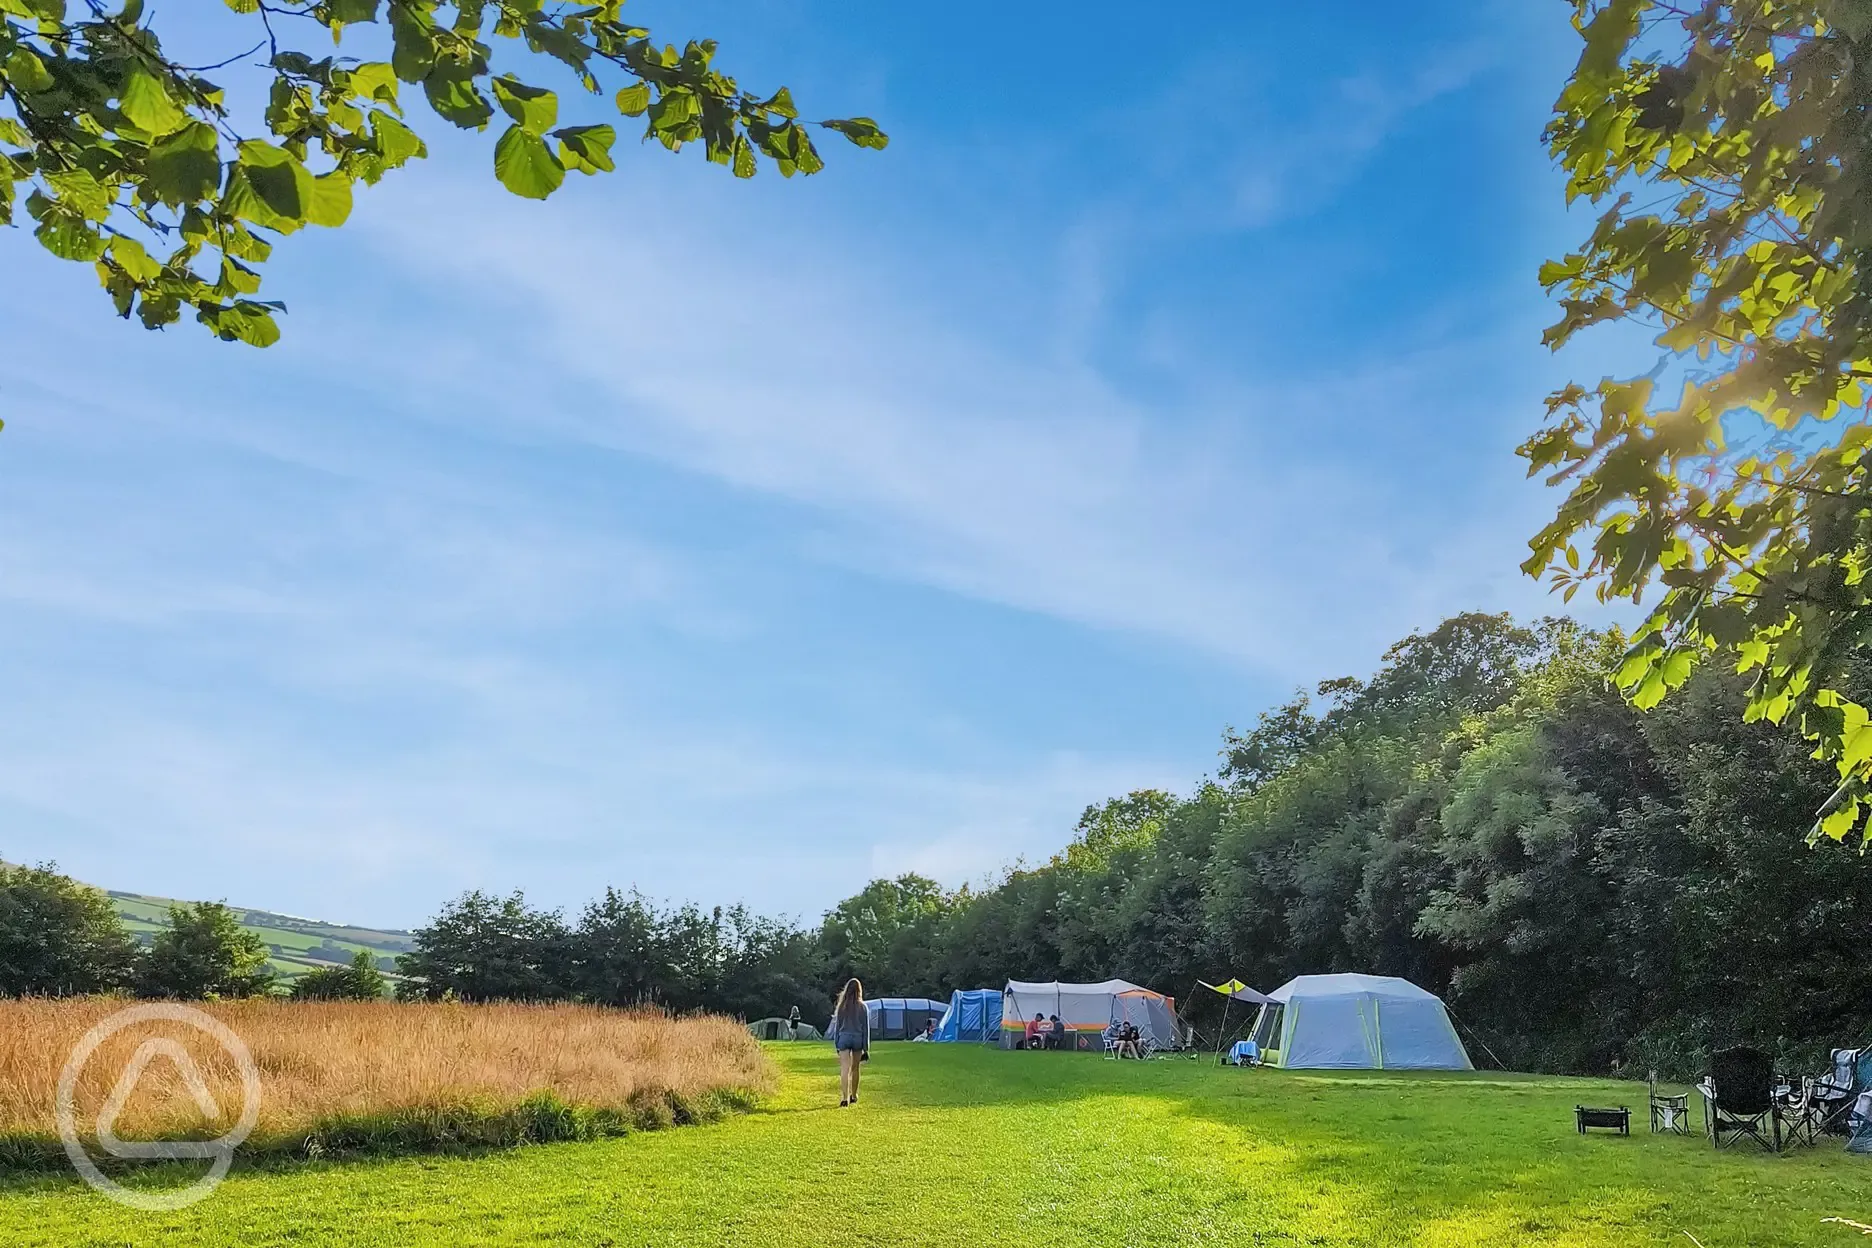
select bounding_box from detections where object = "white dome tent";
[1247,974,1472,1070]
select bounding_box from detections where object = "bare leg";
[838,1050,853,1102]
[850,1050,862,1102]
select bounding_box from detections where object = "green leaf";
[200,301,282,348]
[350,62,399,105]
[492,77,557,134]
[144,122,222,207]
[235,139,314,225]
[649,89,701,136]
[118,64,188,137]
[1820,798,1863,842]
[371,112,427,166]
[109,236,162,282]
[493,125,564,199]
[1630,665,1670,711]
[760,87,798,120]
[306,171,353,227]
[34,209,105,261]
[819,116,889,151]
[329,0,380,22]
[554,124,615,174]
[423,65,494,130]
[5,48,55,94]
[390,5,438,83]
[218,256,263,295]
[45,168,111,221]
[615,82,651,117]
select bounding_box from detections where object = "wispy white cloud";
[336,163,1590,682]
[1225,42,1502,230]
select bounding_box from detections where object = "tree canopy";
[1528,0,1872,844]
[0,0,886,347]
[289,948,389,1000]
[138,899,275,998]
[0,860,141,995]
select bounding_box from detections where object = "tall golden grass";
[0,999,772,1164]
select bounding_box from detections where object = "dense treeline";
[7,611,1870,1076]
[0,871,285,1000]
[384,613,1872,1076]
[826,615,1872,1076]
[395,888,829,1022]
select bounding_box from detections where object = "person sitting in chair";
[1046,1014,1067,1051]
[1023,1013,1045,1050]
[1118,1020,1142,1059]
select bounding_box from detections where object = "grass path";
[5,1044,1871,1245]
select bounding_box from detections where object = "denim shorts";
[833,1029,867,1052]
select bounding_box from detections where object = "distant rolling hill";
[105,887,415,984]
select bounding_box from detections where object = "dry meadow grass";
[0,998,771,1160]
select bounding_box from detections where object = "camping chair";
[1813,1048,1865,1136]
[1778,1077,1824,1149]
[1700,1046,1781,1152]
[1647,1072,1690,1135]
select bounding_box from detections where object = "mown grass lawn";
[5,1043,1870,1246]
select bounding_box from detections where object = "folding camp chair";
[1647,1072,1690,1135]
[1813,1048,1865,1136]
[1700,1046,1781,1152]
[1778,1077,1823,1149]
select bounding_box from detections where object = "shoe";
[839,1099,849,1107]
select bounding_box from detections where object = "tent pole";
[1215,994,1231,1066]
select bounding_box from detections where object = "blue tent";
[932,989,1003,1043]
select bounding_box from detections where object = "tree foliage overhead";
[0,0,886,346]
[1527,0,1872,844]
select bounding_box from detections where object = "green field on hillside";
[6,1045,1870,1246]
[105,888,413,984]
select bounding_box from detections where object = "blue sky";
[0,1,1652,928]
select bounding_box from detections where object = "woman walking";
[830,978,870,1106]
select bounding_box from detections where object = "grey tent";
[748,1017,823,1041]
[1111,988,1181,1051]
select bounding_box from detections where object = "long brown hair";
[832,978,866,1031]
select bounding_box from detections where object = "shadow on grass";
[8,1044,1859,1248]
[761,1044,1865,1247]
